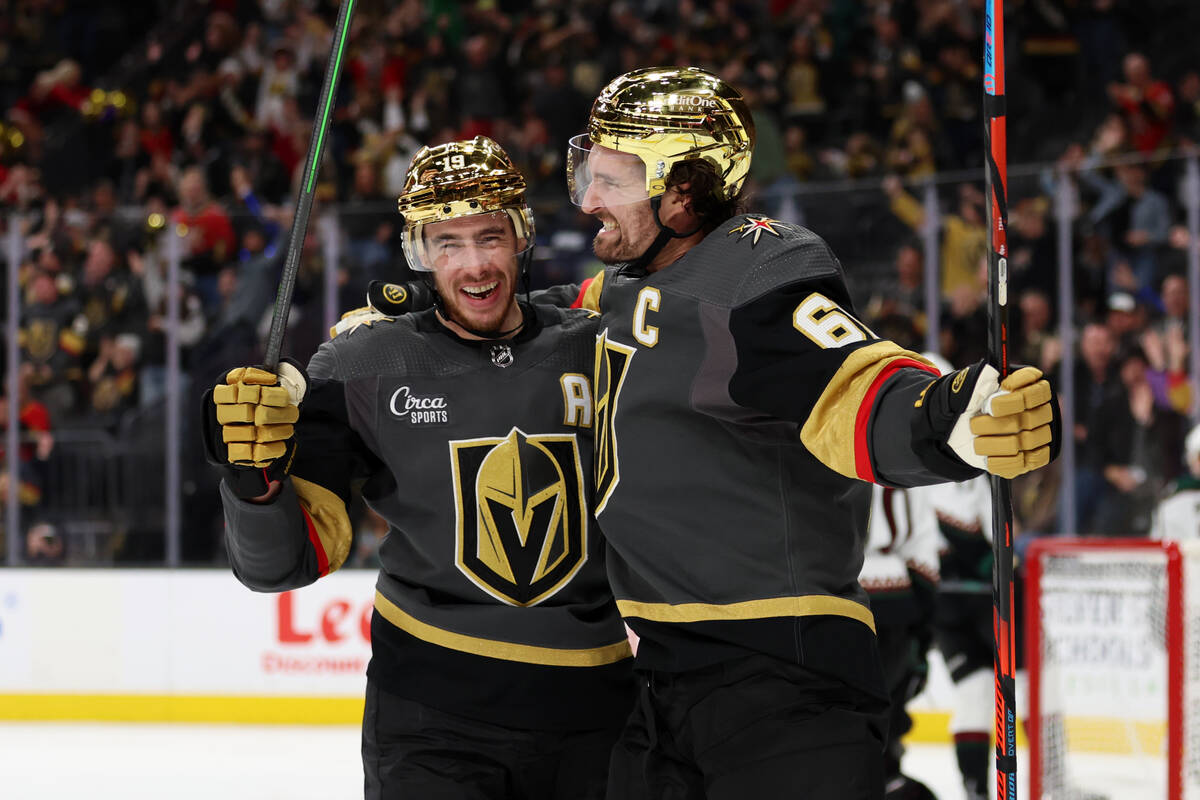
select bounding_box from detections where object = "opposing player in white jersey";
[860,481,940,800]
[1152,424,1200,540]
[917,353,994,800]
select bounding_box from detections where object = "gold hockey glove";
[946,364,1058,479]
[202,359,307,499]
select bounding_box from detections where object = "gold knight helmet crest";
[451,428,587,606]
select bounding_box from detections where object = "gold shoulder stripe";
[291,476,353,574]
[800,342,935,480]
[616,595,875,633]
[579,271,604,312]
[374,591,633,666]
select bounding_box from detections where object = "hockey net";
[1026,537,1200,800]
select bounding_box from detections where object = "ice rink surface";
[0,721,1017,799]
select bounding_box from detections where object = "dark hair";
[665,158,745,233]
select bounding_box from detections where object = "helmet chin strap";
[430,247,533,341]
[628,195,705,272]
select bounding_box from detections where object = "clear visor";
[566,135,651,208]
[401,209,534,273]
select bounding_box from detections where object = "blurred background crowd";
[1,0,1198,565]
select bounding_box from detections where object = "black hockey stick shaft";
[984,2,1018,798]
[263,0,356,369]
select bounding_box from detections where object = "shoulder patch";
[725,215,785,247]
[650,216,843,309]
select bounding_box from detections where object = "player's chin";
[591,239,628,265]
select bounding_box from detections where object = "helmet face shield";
[566,135,651,209]
[397,136,535,273]
[401,209,534,273]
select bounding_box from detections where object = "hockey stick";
[983,2,1018,799]
[263,0,356,369]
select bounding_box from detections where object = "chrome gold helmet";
[567,66,755,207]
[398,136,535,272]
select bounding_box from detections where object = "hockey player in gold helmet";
[206,133,634,799]
[566,66,755,270]
[556,66,1060,800]
[398,135,536,338]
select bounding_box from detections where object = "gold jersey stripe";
[578,270,605,312]
[616,594,876,633]
[374,591,633,667]
[292,476,354,574]
[800,341,933,479]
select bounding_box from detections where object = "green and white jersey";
[220,304,634,730]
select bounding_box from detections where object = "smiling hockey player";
[203,136,633,800]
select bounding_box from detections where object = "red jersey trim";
[854,358,938,482]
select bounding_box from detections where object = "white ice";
[0,721,1021,799]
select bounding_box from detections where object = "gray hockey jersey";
[220,305,634,730]
[576,214,972,699]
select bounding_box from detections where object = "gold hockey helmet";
[567,66,755,207]
[398,136,535,272]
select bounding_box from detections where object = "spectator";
[866,240,926,333]
[1140,312,1192,417]
[1155,273,1189,337]
[1104,291,1145,353]
[75,237,145,357]
[1070,322,1125,534]
[1094,346,1177,536]
[884,174,987,297]
[172,165,237,309]
[24,522,65,566]
[0,376,54,513]
[21,269,85,416]
[86,332,141,428]
[885,81,941,179]
[1016,288,1057,371]
[1108,52,1174,154]
[338,158,395,287]
[1076,159,1171,292]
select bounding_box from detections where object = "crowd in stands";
[1,0,1198,563]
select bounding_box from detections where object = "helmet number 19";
[792,293,875,349]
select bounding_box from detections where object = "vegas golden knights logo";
[451,428,587,606]
[594,329,635,514]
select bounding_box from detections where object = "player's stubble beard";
[434,262,522,338]
[591,200,660,265]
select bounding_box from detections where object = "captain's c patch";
[450,428,587,606]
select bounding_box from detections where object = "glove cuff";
[910,362,992,481]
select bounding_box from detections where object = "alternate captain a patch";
[450,428,587,607]
[726,215,784,246]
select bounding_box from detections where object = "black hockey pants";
[606,653,887,800]
[362,680,623,800]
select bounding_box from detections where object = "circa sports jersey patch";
[726,215,784,246]
[450,428,587,607]
[388,385,451,426]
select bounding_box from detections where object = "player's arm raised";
[203,347,375,591]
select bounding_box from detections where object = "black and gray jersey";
[581,215,962,700]
[219,304,633,730]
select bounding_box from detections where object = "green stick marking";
[306,0,355,195]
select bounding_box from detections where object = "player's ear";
[660,183,699,232]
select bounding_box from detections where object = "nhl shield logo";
[451,428,587,606]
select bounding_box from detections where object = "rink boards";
[0,569,979,742]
